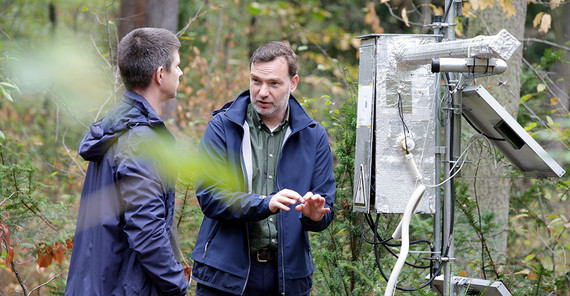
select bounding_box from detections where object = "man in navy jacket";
[191,41,336,295]
[65,28,188,295]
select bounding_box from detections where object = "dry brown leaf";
[37,250,52,268]
[528,271,539,280]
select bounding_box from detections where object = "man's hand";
[269,189,304,213]
[295,192,330,222]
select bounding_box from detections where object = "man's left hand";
[295,192,330,222]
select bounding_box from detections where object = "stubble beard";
[253,89,290,119]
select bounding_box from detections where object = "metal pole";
[432,15,443,287]
[443,0,458,294]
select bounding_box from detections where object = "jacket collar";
[122,90,164,127]
[219,90,314,132]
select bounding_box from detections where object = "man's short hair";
[118,27,181,91]
[250,41,298,79]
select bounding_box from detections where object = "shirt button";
[269,153,274,158]
[271,239,276,243]
[268,174,273,179]
[269,218,273,222]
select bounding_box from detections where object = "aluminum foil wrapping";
[372,34,438,214]
[398,29,521,65]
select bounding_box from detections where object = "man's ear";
[154,66,165,85]
[290,74,299,93]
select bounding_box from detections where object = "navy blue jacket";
[65,91,188,296]
[191,90,336,295]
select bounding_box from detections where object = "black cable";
[363,212,432,268]
[372,234,445,291]
[441,0,455,25]
[397,92,410,154]
[462,113,506,141]
[364,213,432,251]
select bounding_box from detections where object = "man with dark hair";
[65,28,188,296]
[191,41,336,295]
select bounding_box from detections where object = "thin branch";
[177,0,206,37]
[537,184,556,276]
[383,2,425,27]
[27,273,61,296]
[520,57,570,110]
[10,260,29,295]
[521,38,570,52]
[61,131,86,177]
[44,85,89,130]
[19,200,58,231]
[104,0,114,70]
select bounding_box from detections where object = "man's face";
[162,50,183,99]
[250,57,298,127]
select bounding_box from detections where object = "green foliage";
[311,78,382,295]
[1,136,77,294]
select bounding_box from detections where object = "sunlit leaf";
[499,0,517,18]
[539,13,551,34]
[533,12,544,28]
[550,0,562,9]
[247,3,262,16]
[550,97,560,106]
[480,0,494,10]
[514,269,530,275]
[536,83,546,93]
[524,122,537,131]
[524,253,535,262]
[520,94,532,102]
[401,8,410,27]
[469,0,480,11]
[429,4,444,16]
[1,88,13,102]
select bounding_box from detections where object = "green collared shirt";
[246,103,289,254]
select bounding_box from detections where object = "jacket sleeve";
[300,125,336,232]
[195,115,273,222]
[116,128,188,296]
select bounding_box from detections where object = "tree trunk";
[119,0,179,39]
[118,0,180,123]
[549,5,570,151]
[460,0,527,277]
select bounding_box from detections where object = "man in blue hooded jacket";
[65,28,188,295]
[191,41,336,295]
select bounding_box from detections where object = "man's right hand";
[268,189,305,213]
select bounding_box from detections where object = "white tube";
[385,184,427,296]
[393,153,423,240]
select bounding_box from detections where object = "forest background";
[1,0,569,295]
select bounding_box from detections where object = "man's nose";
[259,84,270,97]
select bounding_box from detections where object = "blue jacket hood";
[79,91,164,162]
